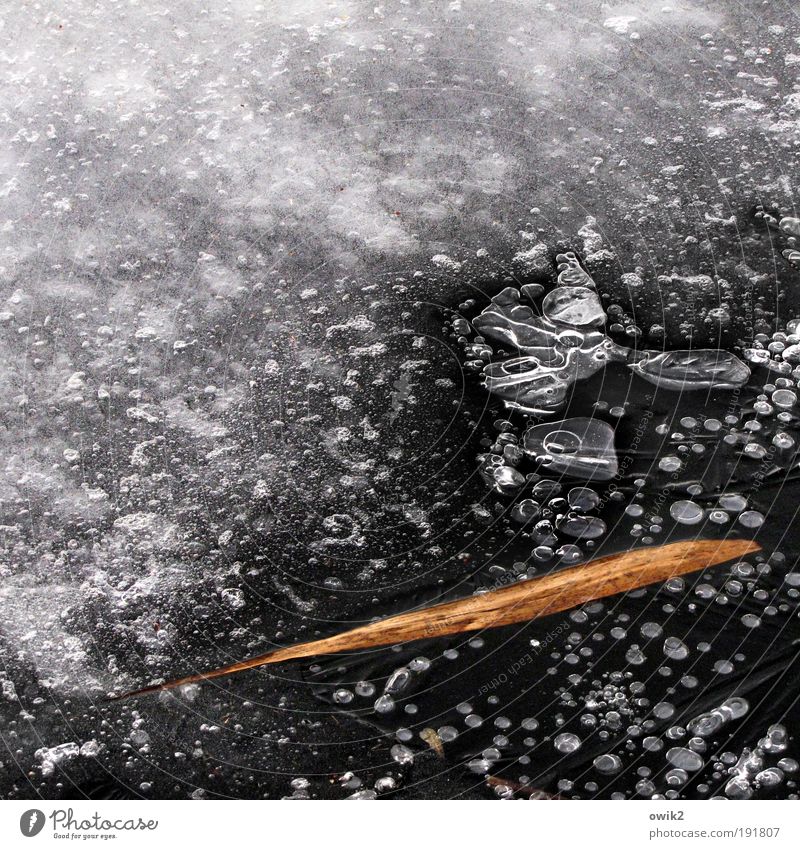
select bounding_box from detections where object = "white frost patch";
[2,678,18,701]
[0,578,106,691]
[325,315,376,337]
[785,93,800,113]
[162,396,229,439]
[35,742,79,777]
[431,254,462,271]
[708,96,766,113]
[349,342,388,358]
[604,16,638,34]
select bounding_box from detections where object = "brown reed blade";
[113,537,760,700]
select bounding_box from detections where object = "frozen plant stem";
[115,538,760,700]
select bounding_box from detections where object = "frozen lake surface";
[1,0,800,799]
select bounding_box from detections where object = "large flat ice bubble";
[629,349,750,390]
[481,339,624,416]
[472,286,559,352]
[482,355,572,415]
[779,216,800,237]
[523,417,619,480]
[556,251,596,287]
[542,286,605,327]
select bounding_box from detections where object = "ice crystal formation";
[2,0,800,802]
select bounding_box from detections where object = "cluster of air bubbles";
[404,241,800,800]
[718,724,794,800]
[628,402,783,534]
[472,415,614,563]
[317,539,800,799]
[448,249,779,565]
[754,207,800,269]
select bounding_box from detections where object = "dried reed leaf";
[114,538,759,700]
